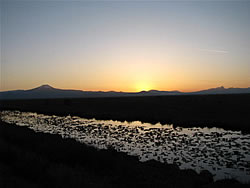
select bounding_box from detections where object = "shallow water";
[1,110,250,183]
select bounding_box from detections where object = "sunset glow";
[1,1,250,92]
[135,82,153,92]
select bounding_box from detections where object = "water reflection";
[1,110,250,183]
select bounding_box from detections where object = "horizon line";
[1,84,250,93]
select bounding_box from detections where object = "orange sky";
[1,1,250,92]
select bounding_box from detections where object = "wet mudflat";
[1,110,250,183]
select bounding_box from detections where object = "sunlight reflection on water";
[1,110,250,183]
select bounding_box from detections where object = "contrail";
[199,49,228,54]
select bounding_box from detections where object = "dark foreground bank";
[0,121,248,188]
[1,94,250,133]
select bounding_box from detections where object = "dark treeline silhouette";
[1,94,250,133]
[0,121,248,188]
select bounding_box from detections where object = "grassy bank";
[0,121,248,188]
[1,94,250,133]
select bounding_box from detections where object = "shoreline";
[0,120,249,187]
[1,94,250,133]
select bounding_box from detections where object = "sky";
[1,0,250,92]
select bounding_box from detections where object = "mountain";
[0,85,250,100]
[191,86,250,95]
[137,90,182,96]
[28,84,56,91]
[0,84,86,99]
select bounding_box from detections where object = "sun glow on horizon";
[135,82,153,92]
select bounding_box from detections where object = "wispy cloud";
[199,49,228,54]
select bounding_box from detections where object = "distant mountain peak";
[202,86,225,92]
[31,84,55,91]
[39,84,54,89]
[218,86,225,89]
